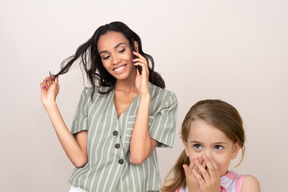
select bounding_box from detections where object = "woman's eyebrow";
[99,42,126,54]
[114,42,125,48]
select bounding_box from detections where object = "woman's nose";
[112,54,121,65]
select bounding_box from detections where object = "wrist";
[43,100,58,111]
[139,93,150,101]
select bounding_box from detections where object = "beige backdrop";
[1,0,287,191]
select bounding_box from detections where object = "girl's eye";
[215,145,223,150]
[193,144,202,150]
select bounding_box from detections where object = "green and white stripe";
[69,82,178,192]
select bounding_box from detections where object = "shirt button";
[115,143,120,149]
[113,131,118,136]
[118,159,124,164]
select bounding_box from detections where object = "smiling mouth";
[113,64,127,72]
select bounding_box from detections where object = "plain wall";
[1,0,287,191]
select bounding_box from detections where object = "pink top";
[176,171,246,192]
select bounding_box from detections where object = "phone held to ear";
[131,38,142,75]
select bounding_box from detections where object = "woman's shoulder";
[81,87,94,97]
[240,174,261,192]
[81,86,110,96]
[149,82,177,100]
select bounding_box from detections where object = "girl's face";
[97,31,136,81]
[183,120,241,176]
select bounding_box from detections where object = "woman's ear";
[182,139,189,157]
[231,142,241,159]
[134,41,139,52]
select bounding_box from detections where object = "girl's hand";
[40,76,60,109]
[183,157,202,192]
[132,52,149,96]
[192,155,221,192]
[193,156,206,175]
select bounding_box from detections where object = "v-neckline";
[112,90,139,120]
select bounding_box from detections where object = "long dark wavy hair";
[54,21,165,98]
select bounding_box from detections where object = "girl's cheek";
[188,156,194,164]
[189,154,199,163]
[186,152,195,163]
[212,155,226,169]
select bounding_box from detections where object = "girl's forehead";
[188,120,231,142]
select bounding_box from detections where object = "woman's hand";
[192,155,221,192]
[40,76,60,109]
[40,75,88,167]
[129,51,155,165]
[132,52,149,96]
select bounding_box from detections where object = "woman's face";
[97,31,136,81]
[183,120,240,176]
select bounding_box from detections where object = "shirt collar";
[220,171,237,190]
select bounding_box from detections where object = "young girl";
[162,99,260,192]
[40,21,177,192]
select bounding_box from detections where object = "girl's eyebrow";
[190,140,202,144]
[190,140,227,145]
[213,142,227,145]
[99,42,126,54]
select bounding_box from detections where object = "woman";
[40,21,178,192]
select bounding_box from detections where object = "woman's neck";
[115,70,138,95]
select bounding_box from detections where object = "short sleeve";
[149,92,178,148]
[71,88,90,136]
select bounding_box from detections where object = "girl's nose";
[202,149,212,158]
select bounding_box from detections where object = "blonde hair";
[161,99,246,192]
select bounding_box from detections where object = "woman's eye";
[102,55,110,60]
[193,144,202,150]
[119,48,125,53]
[215,145,223,150]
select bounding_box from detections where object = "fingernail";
[46,80,48,83]
[52,78,55,82]
[42,86,47,89]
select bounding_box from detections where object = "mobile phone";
[131,38,142,75]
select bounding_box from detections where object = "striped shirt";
[176,171,246,192]
[69,82,178,192]
[220,171,246,192]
